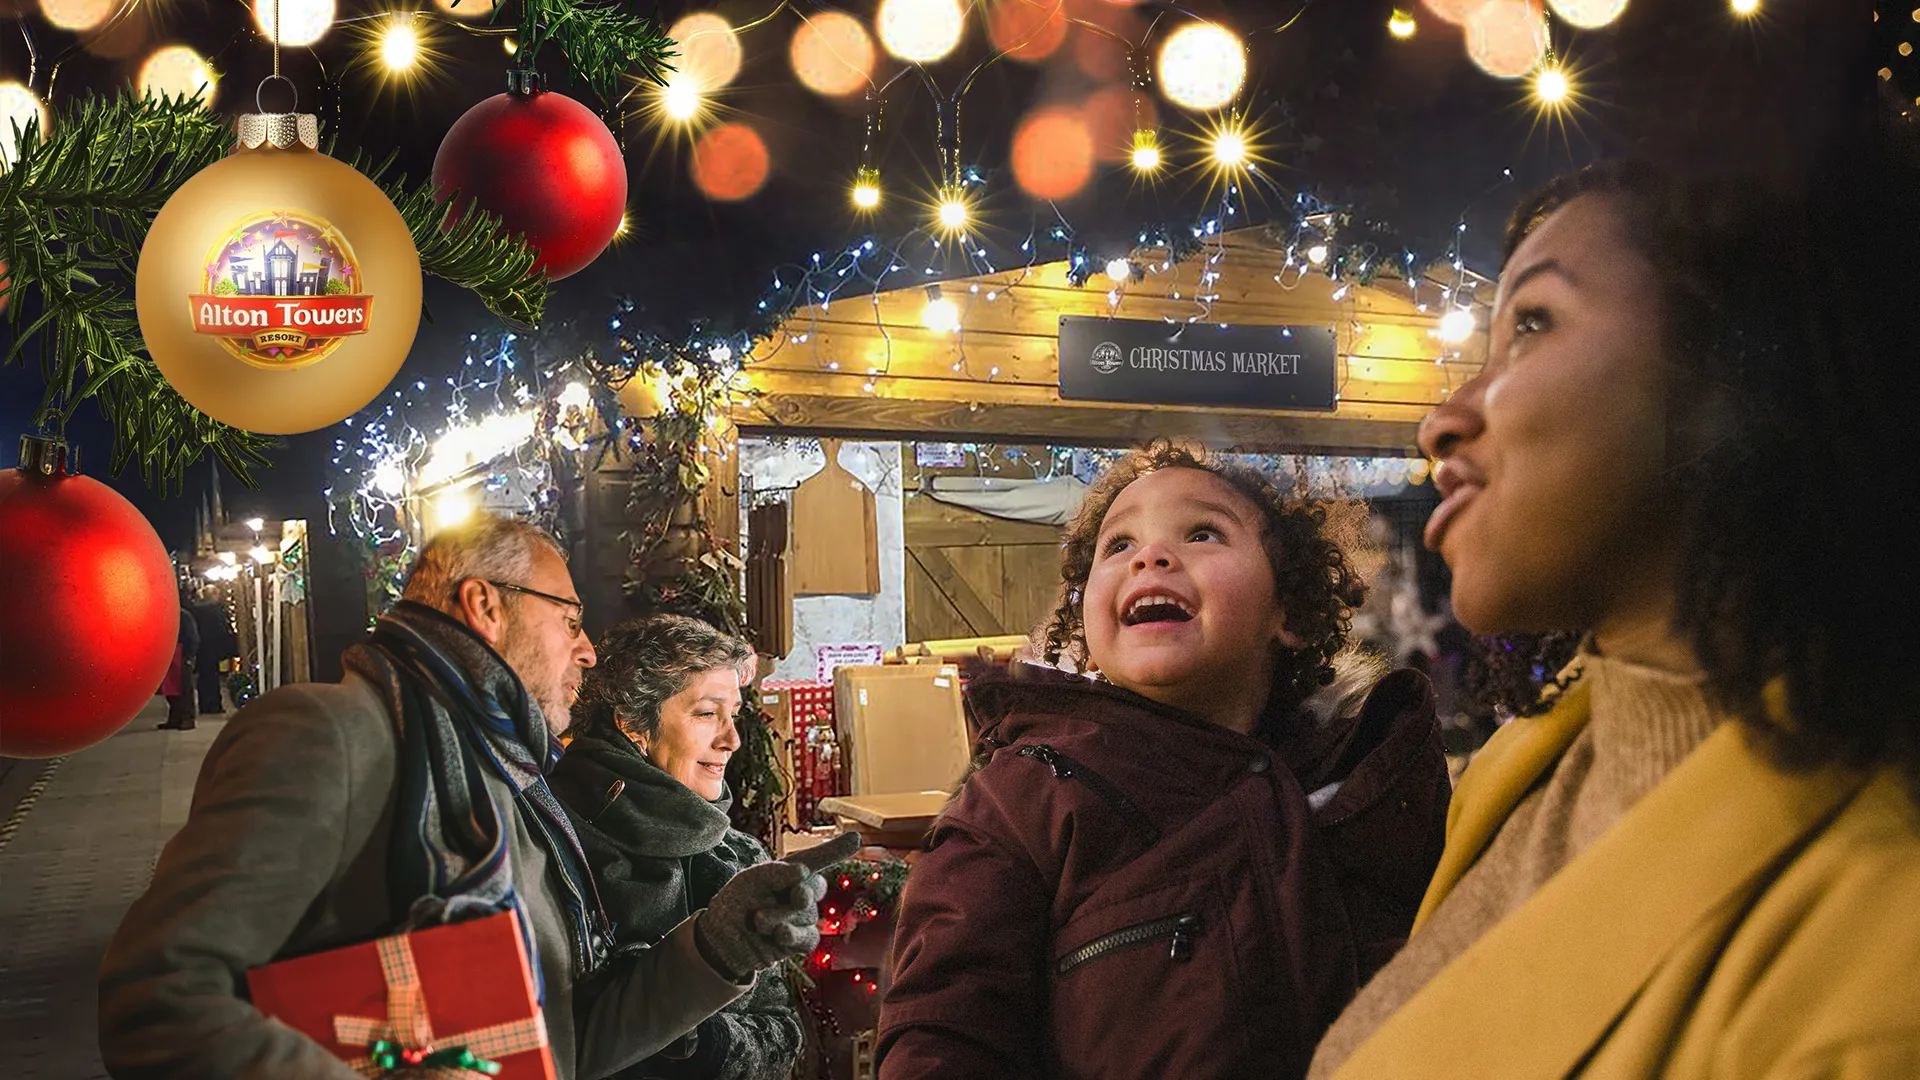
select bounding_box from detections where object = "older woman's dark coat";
[552,731,802,1080]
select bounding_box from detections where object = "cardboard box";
[246,909,555,1079]
[832,665,970,797]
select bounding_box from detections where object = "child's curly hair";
[1039,442,1370,718]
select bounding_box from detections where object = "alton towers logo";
[189,208,375,370]
[1090,341,1124,375]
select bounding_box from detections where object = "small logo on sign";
[1090,341,1124,375]
[190,209,373,371]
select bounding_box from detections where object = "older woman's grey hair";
[572,615,753,743]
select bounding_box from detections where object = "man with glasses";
[100,514,856,1080]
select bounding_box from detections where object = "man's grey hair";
[400,514,567,615]
[573,615,753,744]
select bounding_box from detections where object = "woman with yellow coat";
[1308,147,1920,1077]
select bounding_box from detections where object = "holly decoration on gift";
[367,1039,502,1075]
[0,436,179,757]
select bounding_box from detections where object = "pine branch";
[519,0,676,102]
[356,151,549,329]
[0,92,276,489]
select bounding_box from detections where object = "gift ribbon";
[334,933,549,1079]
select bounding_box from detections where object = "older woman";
[552,615,801,1080]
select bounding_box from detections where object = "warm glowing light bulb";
[503,36,517,54]
[937,194,969,232]
[922,289,962,334]
[1211,130,1248,168]
[1730,0,1758,13]
[1388,9,1417,37]
[852,166,882,210]
[1306,243,1329,266]
[615,211,630,237]
[1130,133,1162,172]
[1106,258,1133,284]
[380,16,420,71]
[662,80,701,121]
[0,83,48,170]
[1535,65,1570,104]
[433,489,476,531]
[1437,307,1477,344]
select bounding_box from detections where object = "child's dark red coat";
[877,660,1449,1080]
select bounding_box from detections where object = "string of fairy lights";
[2,1,1787,190]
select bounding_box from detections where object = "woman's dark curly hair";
[1473,144,1920,788]
[1039,442,1370,721]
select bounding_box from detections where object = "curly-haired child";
[877,443,1450,1080]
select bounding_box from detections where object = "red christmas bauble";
[0,445,178,758]
[432,88,627,282]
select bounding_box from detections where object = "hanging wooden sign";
[1057,315,1338,412]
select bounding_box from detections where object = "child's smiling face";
[1083,467,1301,726]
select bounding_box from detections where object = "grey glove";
[694,831,862,982]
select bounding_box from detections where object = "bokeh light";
[38,0,113,32]
[254,0,335,47]
[877,0,966,64]
[1437,307,1477,344]
[667,13,743,93]
[1547,0,1627,28]
[1011,106,1094,200]
[1157,23,1246,111]
[139,45,218,105]
[988,0,1067,63]
[1389,9,1418,37]
[1073,24,1127,81]
[1081,85,1156,164]
[0,83,49,171]
[430,0,500,21]
[791,11,875,97]
[1465,0,1546,79]
[1421,0,1492,26]
[690,122,770,202]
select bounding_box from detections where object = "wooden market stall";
[731,225,1490,456]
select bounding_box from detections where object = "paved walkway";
[0,699,227,1079]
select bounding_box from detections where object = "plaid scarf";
[344,601,609,982]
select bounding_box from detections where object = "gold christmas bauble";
[136,113,422,434]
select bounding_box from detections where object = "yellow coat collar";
[1333,675,1870,1080]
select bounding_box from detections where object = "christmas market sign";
[1057,315,1337,412]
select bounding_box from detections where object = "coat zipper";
[1057,913,1201,975]
[1016,744,1161,845]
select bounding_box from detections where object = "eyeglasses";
[485,580,586,640]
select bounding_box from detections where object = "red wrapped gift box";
[246,909,556,1079]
